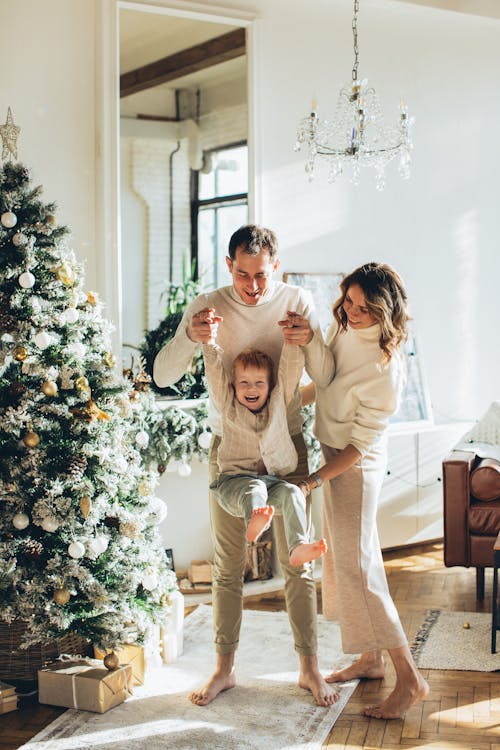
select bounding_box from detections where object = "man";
[153,225,337,707]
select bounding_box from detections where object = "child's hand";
[278,311,313,345]
[188,307,223,344]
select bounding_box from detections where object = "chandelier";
[294,0,413,190]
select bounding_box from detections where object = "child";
[203,340,327,567]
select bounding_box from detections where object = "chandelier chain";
[352,0,360,81]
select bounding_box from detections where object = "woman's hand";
[278,311,314,346]
[297,479,311,497]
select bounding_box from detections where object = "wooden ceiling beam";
[120,27,245,98]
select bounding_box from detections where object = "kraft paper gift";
[38,658,132,713]
[93,643,145,686]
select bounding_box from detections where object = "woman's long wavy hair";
[333,262,410,361]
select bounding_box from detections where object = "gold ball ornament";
[23,430,40,448]
[13,345,28,361]
[75,376,89,391]
[53,588,71,605]
[79,495,92,518]
[54,263,75,287]
[463,622,471,629]
[87,291,98,306]
[45,214,57,228]
[103,351,116,368]
[103,652,120,671]
[41,380,58,397]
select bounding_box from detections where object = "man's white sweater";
[304,321,404,456]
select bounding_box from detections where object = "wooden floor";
[1,542,498,750]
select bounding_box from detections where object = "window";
[192,142,248,290]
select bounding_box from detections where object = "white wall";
[0,0,97,290]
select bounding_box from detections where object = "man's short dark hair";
[228,225,278,260]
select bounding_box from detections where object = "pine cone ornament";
[66,454,88,482]
[20,538,43,560]
[104,515,120,530]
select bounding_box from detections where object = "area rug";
[19,605,358,750]
[412,609,500,671]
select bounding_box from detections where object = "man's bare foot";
[299,665,340,707]
[290,538,327,566]
[189,668,237,706]
[325,652,385,683]
[363,675,429,719]
[246,506,274,543]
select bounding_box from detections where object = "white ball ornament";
[41,517,60,532]
[19,271,35,289]
[135,430,149,449]
[1,211,17,228]
[89,535,109,555]
[197,431,212,450]
[13,512,29,530]
[147,496,168,525]
[63,307,79,324]
[34,331,51,350]
[68,541,85,559]
[178,462,192,477]
[67,342,86,359]
[142,570,159,590]
[12,231,27,247]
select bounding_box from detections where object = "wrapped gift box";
[38,658,132,713]
[187,560,213,584]
[93,643,145,687]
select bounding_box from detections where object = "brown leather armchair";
[443,450,500,599]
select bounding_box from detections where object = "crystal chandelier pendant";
[294,1,414,190]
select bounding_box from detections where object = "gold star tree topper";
[0,107,21,161]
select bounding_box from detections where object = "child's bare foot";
[363,675,429,719]
[325,652,385,683]
[290,538,327,566]
[189,668,237,706]
[246,506,274,542]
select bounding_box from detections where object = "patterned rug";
[412,610,500,671]
[19,605,358,750]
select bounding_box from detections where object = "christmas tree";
[0,110,177,650]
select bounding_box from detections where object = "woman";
[279,262,428,719]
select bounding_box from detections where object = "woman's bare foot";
[299,655,340,707]
[246,506,274,543]
[189,668,237,706]
[325,651,385,683]
[290,538,327,566]
[363,675,429,719]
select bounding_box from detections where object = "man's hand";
[187,307,223,344]
[278,311,314,345]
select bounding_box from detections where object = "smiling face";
[343,283,376,329]
[233,363,271,413]
[226,246,280,305]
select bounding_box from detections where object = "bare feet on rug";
[290,538,328,566]
[189,668,237,706]
[325,651,385,683]
[363,674,429,719]
[246,506,274,543]
[299,656,340,707]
